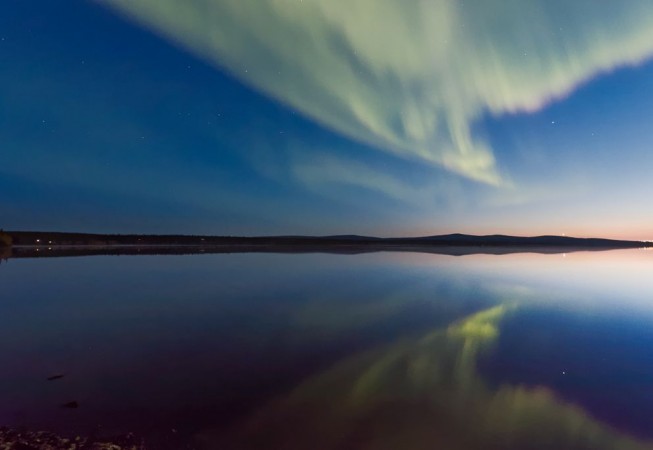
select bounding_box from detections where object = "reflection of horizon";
[200,305,653,450]
[5,245,642,260]
[0,246,11,263]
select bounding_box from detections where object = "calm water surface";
[2,250,653,449]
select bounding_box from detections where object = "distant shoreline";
[1,231,650,259]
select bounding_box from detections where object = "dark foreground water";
[2,250,653,449]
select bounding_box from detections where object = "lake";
[2,249,653,449]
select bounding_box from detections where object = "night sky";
[3,0,653,238]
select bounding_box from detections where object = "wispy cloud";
[102,0,653,185]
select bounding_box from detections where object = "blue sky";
[3,0,653,238]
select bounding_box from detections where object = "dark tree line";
[0,229,12,247]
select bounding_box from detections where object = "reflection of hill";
[6,231,650,260]
[5,244,645,259]
[200,306,653,450]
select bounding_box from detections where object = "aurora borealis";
[3,0,653,237]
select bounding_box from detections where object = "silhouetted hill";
[323,235,381,241]
[3,230,649,260]
[406,234,637,247]
[5,230,647,248]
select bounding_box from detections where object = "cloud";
[101,0,653,185]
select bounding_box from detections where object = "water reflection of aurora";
[200,304,653,450]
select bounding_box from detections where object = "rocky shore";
[0,427,146,450]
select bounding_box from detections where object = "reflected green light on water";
[203,302,652,449]
[2,251,653,448]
